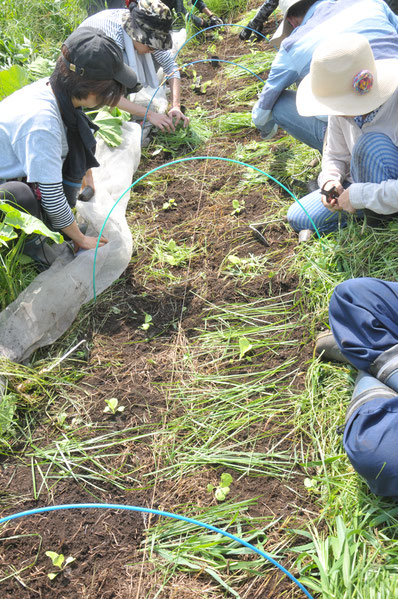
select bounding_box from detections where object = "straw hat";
[296,33,398,116]
[271,0,302,47]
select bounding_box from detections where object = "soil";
[0,17,320,599]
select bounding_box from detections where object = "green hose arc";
[92,156,323,300]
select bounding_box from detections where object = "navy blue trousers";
[329,278,398,497]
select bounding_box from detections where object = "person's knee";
[352,132,391,170]
[271,91,294,128]
[330,278,371,318]
[0,181,39,217]
[344,399,398,497]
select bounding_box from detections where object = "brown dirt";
[0,16,320,599]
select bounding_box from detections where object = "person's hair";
[51,47,125,107]
[286,0,317,19]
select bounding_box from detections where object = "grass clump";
[150,107,212,157]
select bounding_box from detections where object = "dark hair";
[51,47,126,107]
[287,0,317,19]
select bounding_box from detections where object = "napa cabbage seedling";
[162,198,177,211]
[207,472,233,501]
[140,313,153,331]
[231,199,245,215]
[103,397,125,415]
[45,550,75,580]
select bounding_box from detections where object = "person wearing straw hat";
[252,0,398,151]
[80,0,189,132]
[286,32,398,238]
[312,276,398,498]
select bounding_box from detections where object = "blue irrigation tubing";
[0,503,314,599]
[92,156,323,301]
[140,58,265,143]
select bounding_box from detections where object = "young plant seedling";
[103,397,125,415]
[162,198,177,211]
[239,337,253,360]
[45,550,75,580]
[207,472,233,501]
[140,313,153,331]
[231,199,245,215]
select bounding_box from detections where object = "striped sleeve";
[152,50,180,80]
[38,182,75,230]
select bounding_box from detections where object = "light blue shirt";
[252,0,398,132]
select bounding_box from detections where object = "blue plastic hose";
[0,503,313,598]
[140,58,264,141]
[92,156,323,300]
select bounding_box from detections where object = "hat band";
[353,69,374,95]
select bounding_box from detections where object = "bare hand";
[147,111,175,132]
[321,180,344,211]
[336,188,356,213]
[168,107,189,128]
[74,234,108,252]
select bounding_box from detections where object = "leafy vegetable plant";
[207,472,233,501]
[230,199,245,215]
[45,550,75,580]
[162,198,177,211]
[103,397,125,415]
[140,313,153,331]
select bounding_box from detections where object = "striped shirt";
[81,9,180,80]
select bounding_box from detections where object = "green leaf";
[45,551,64,568]
[0,203,63,243]
[220,472,233,487]
[215,487,228,501]
[0,394,17,434]
[227,255,242,265]
[239,337,253,359]
[104,397,119,414]
[207,483,215,492]
[47,571,59,580]
[0,65,29,101]
[0,223,18,244]
[64,556,76,567]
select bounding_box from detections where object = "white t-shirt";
[0,78,68,183]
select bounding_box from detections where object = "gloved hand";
[208,14,224,26]
[239,19,264,41]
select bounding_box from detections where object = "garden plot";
[2,4,398,599]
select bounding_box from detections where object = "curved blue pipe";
[92,156,323,300]
[0,503,313,599]
[140,58,264,141]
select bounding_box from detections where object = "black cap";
[62,27,139,91]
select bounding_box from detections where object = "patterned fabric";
[354,106,380,128]
[124,0,173,50]
[353,69,374,94]
[80,10,179,79]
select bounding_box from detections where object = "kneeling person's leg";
[0,181,41,218]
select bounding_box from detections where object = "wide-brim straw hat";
[297,33,398,116]
[270,0,301,47]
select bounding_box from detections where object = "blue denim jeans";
[272,90,327,153]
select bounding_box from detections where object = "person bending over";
[287,33,398,239]
[81,0,189,132]
[252,0,398,152]
[239,0,398,42]
[0,28,138,259]
[315,277,398,499]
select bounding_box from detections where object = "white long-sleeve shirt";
[319,87,398,214]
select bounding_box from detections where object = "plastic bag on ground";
[0,121,141,364]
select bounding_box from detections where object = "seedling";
[45,550,75,580]
[103,397,125,415]
[162,198,177,211]
[207,472,233,501]
[140,313,153,331]
[239,337,253,360]
[231,199,245,215]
